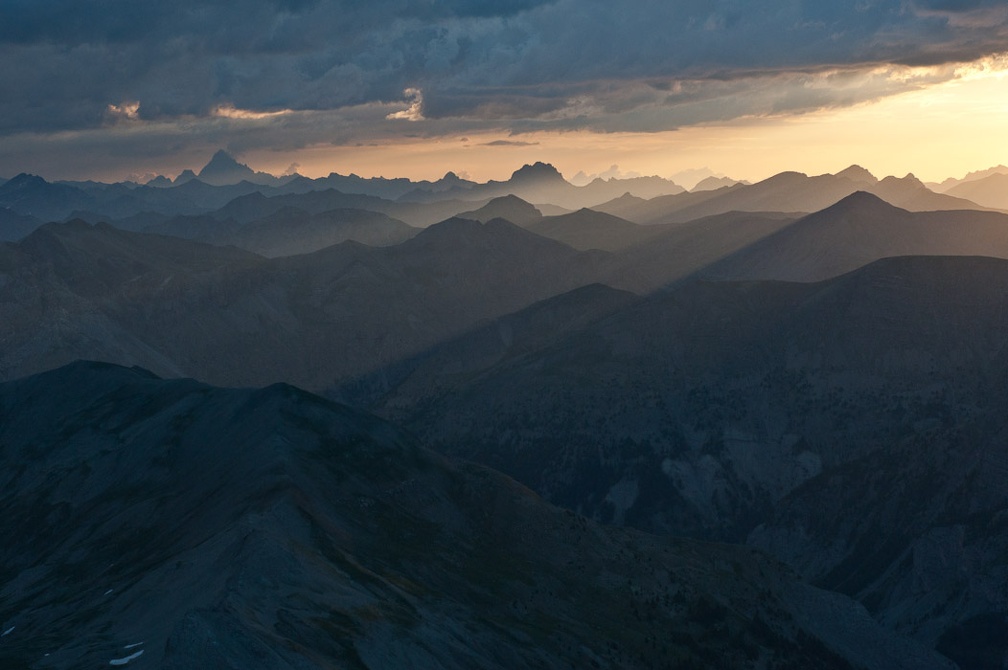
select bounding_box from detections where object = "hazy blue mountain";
[0,220,262,381]
[0,207,43,241]
[0,217,611,390]
[208,188,498,228]
[699,191,1008,281]
[0,361,951,669]
[173,168,198,185]
[0,173,282,222]
[197,149,261,185]
[196,150,300,187]
[148,206,417,257]
[285,169,480,201]
[0,174,97,222]
[144,174,174,187]
[595,169,988,225]
[401,162,685,209]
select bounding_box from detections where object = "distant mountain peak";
[613,191,645,202]
[457,194,543,226]
[198,150,255,181]
[510,162,565,183]
[692,175,740,192]
[836,165,878,185]
[879,173,925,189]
[820,190,904,215]
[173,169,198,185]
[2,172,48,190]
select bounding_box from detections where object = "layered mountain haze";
[342,255,1008,665]
[943,172,1008,211]
[0,216,614,389]
[4,152,1008,668]
[149,206,417,257]
[929,165,1008,193]
[11,0,1008,663]
[457,195,544,227]
[400,162,685,210]
[700,192,1008,282]
[527,209,656,252]
[594,167,993,226]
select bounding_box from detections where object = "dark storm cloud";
[1,0,1006,175]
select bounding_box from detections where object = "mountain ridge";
[0,360,953,669]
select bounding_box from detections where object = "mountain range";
[338,254,1008,667]
[595,167,992,225]
[5,155,1008,668]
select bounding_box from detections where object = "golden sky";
[244,56,1008,187]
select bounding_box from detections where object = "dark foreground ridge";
[0,362,951,669]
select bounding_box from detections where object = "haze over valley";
[3,150,1008,668]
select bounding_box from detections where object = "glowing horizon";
[11,54,1004,189]
[238,55,1008,188]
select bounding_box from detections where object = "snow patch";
[1,626,13,637]
[109,649,144,665]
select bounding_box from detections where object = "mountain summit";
[197,150,257,185]
[835,164,878,185]
[510,161,566,184]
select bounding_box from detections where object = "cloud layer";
[2,0,1006,176]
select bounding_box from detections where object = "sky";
[2,0,1007,186]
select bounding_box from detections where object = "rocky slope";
[0,362,951,669]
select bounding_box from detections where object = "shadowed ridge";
[0,362,956,669]
[527,208,647,251]
[457,194,543,226]
[805,189,910,218]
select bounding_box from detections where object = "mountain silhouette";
[595,169,988,225]
[945,172,1008,209]
[457,194,543,226]
[196,149,258,185]
[700,191,1008,281]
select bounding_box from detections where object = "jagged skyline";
[2,2,1007,183]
